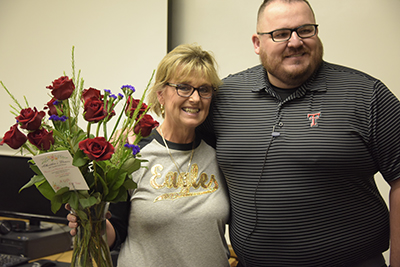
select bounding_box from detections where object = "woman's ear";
[157,90,164,105]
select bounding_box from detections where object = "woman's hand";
[65,203,112,236]
[65,203,78,236]
[65,203,111,236]
[65,203,115,247]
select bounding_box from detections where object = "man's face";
[252,1,323,88]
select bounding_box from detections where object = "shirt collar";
[251,61,328,94]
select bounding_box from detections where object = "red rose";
[84,98,107,122]
[82,87,101,103]
[134,114,159,137]
[125,96,148,119]
[45,98,63,116]
[46,76,75,100]
[16,107,45,131]
[27,128,55,151]
[0,124,27,149]
[79,137,115,161]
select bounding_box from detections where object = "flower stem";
[87,122,92,139]
[109,102,127,142]
[71,202,112,267]
[22,144,37,156]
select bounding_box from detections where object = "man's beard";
[260,39,324,88]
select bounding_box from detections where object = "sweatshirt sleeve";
[108,196,131,250]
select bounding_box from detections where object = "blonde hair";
[147,43,221,118]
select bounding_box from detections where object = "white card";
[32,150,89,192]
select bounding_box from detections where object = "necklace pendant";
[181,172,189,187]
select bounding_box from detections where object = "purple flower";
[124,143,140,156]
[49,115,68,122]
[121,85,135,92]
[49,115,57,121]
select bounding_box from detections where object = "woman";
[68,44,230,266]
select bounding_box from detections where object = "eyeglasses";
[166,83,214,99]
[257,24,318,42]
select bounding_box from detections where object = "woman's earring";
[160,104,165,116]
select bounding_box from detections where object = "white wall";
[0,0,168,139]
[169,0,261,77]
[169,0,400,262]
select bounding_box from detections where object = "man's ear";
[252,34,261,55]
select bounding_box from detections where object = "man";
[199,0,400,266]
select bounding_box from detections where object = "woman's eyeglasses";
[166,83,214,99]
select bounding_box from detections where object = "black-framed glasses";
[257,24,318,42]
[166,83,214,99]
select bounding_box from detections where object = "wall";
[169,0,400,262]
[0,0,168,140]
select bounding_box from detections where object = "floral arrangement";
[0,47,159,267]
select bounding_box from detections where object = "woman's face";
[157,74,212,133]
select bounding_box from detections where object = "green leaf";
[111,188,128,203]
[61,191,73,203]
[54,186,70,195]
[79,196,99,209]
[51,128,66,141]
[105,168,118,184]
[121,158,142,174]
[71,129,87,151]
[95,160,108,173]
[123,178,137,190]
[104,188,119,202]
[74,208,88,221]
[51,193,63,208]
[86,175,95,189]
[19,174,46,192]
[36,182,56,201]
[68,192,79,211]
[51,199,62,214]
[95,172,109,197]
[68,190,91,211]
[109,171,128,190]
[28,163,42,176]
[73,149,88,167]
[55,146,69,151]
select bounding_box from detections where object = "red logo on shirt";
[307,112,321,127]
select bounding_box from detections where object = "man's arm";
[389,178,400,266]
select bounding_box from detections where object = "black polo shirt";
[200,61,400,266]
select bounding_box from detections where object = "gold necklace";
[159,128,195,186]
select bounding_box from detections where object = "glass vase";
[71,201,113,267]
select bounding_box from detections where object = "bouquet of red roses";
[0,47,159,267]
